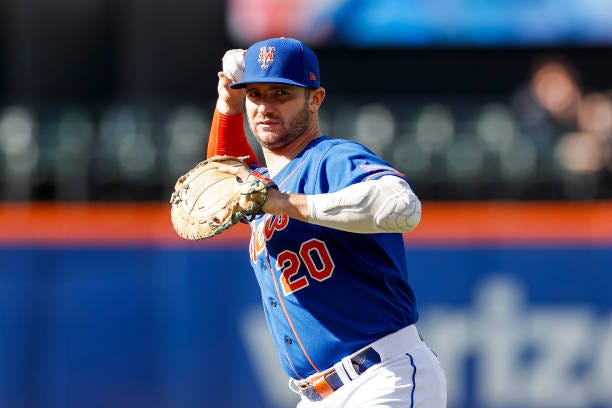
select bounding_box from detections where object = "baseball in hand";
[222,49,245,83]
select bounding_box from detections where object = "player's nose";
[256,102,273,115]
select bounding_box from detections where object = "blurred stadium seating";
[0,0,610,203]
[1,79,611,202]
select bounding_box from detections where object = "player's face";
[244,84,311,150]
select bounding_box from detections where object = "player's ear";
[309,87,325,111]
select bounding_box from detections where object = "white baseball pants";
[293,325,447,408]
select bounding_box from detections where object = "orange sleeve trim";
[206,109,260,166]
[1,201,611,246]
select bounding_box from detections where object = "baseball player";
[207,37,447,407]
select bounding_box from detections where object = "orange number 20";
[278,239,335,296]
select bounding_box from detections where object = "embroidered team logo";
[258,46,275,69]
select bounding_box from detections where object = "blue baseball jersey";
[248,136,418,380]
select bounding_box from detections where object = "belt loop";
[287,377,301,395]
[340,355,360,380]
[332,360,352,385]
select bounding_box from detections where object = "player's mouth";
[257,120,280,129]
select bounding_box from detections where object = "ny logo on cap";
[258,46,275,69]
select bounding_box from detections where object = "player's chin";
[255,129,280,142]
[255,133,291,150]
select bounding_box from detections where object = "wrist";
[262,188,284,214]
[216,99,243,116]
[263,190,308,221]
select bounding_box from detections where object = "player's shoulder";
[312,136,367,148]
[308,136,374,156]
[309,135,402,175]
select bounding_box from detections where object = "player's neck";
[262,127,322,177]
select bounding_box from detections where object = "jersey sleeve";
[206,109,260,167]
[310,141,406,193]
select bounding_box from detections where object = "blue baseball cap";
[230,37,320,89]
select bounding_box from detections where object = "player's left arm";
[263,175,422,234]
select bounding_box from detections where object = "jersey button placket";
[284,335,293,345]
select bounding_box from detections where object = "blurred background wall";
[0,0,611,407]
[1,0,611,201]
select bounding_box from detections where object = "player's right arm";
[218,150,421,234]
[263,176,422,234]
[206,52,260,167]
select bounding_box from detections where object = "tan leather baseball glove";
[169,155,276,240]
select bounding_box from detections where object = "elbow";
[373,192,421,233]
[404,197,421,232]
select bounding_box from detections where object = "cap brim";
[229,76,309,89]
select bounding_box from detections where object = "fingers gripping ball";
[169,155,276,240]
[222,49,245,83]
